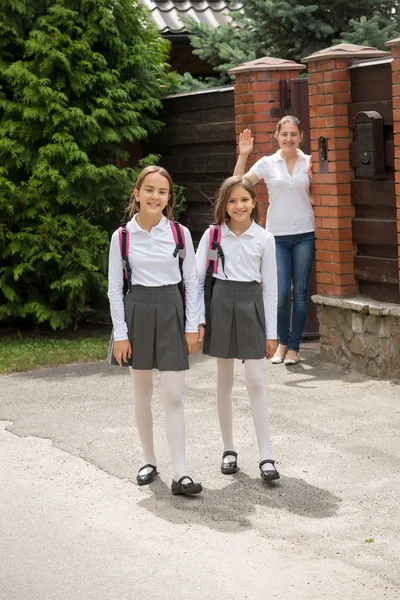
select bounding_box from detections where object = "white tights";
[217,358,272,464]
[130,370,187,481]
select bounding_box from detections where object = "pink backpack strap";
[206,224,221,274]
[118,224,131,294]
[170,220,186,259]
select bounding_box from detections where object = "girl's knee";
[163,393,184,411]
[245,376,264,397]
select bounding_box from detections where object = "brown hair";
[214,176,261,225]
[276,115,302,134]
[127,165,175,219]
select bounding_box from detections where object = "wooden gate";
[280,77,319,338]
[144,87,236,244]
[349,60,400,303]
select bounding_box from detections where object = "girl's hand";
[185,332,200,355]
[113,339,132,366]
[238,129,254,156]
[265,339,277,359]
[198,324,205,343]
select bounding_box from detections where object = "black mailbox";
[355,111,385,178]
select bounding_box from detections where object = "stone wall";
[312,295,400,379]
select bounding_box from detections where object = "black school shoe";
[259,459,280,481]
[136,464,158,486]
[171,476,203,496]
[221,450,238,474]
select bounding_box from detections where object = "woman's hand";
[185,332,201,355]
[265,339,278,360]
[113,339,132,366]
[238,129,254,156]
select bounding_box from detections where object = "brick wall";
[306,57,356,297]
[386,39,400,291]
[229,58,305,223]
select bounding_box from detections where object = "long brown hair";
[214,176,261,225]
[127,165,175,219]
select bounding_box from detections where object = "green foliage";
[172,183,187,221]
[336,15,399,49]
[0,0,172,329]
[178,0,399,88]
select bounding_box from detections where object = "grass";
[0,331,111,374]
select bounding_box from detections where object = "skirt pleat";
[203,279,266,360]
[110,284,189,371]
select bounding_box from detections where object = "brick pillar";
[386,38,400,290]
[302,44,389,297]
[229,57,305,223]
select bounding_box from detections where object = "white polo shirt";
[250,149,314,236]
[196,221,278,339]
[108,214,200,340]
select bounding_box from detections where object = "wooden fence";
[349,60,400,303]
[144,87,236,244]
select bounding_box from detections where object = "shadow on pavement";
[137,470,341,533]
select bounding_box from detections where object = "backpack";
[204,224,225,334]
[118,220,186,301]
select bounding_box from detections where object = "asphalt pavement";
[1,342,399,600]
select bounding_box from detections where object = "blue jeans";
[275,232,315,352]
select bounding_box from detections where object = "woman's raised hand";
[238,129,254,156]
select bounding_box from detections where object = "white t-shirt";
[196,221,278,339]
[250,149,314,236]
[108,214,200,340]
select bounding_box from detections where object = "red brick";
[252,82,279,93]
[255,71,273,82]
[316,273,334,284]
[333,274,356,286]
[315,229,331,240]
[314,206,331,218]
[234,83,248,94]
[329,160,351,173]
[327,127,351,139]
[236,114,256,125]
[330,228,353,241]
[334,59,350,70]
[235,72,253,84]
[324,262,354,275]
[392,71,400,84]
[391,47,400,60]
[309,94,326,107]
[326,116,349,128]
[325,92,351,105]
[329,184,351,196]
[315,59,337,71]
[321,216,352,229]
[324,70,350,82]
[322,240,354,252]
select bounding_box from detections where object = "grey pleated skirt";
[110,284,189,371]
[203,279,266,360]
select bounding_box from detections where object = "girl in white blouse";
[234,116,314,365]
[108,166,203,496]
[196,176,280,481]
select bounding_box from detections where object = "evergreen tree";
[181,0,399,89]
[0,0,172,329]
[336,15,399,49]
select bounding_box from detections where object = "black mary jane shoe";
[259,459,280,481]
[136,464,158,486]
[221,450,238,474]
[171,476,203,496]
